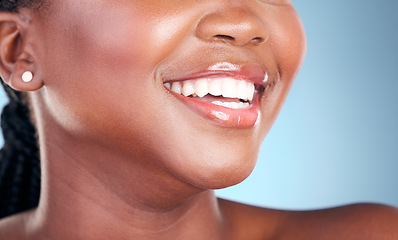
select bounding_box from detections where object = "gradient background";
[217,0,398,209]
[0,1,397,210]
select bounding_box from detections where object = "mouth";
[163,62,269,128]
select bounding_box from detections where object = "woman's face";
[31,0,305,189]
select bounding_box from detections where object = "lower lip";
[168,90,260,129]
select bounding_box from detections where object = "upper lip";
[162,62,270,88]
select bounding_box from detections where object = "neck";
[26,130,226,240]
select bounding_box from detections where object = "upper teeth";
[164,78,255,101]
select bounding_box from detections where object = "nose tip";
[195,7,269,46]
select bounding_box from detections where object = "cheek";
[38,1,164,82]
[256,8,306,139]
[270,8,307,81]
[64,4,153,74]
[36,2,160,129]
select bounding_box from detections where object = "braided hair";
[0,0,41,219]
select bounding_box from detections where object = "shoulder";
[218,199,398,240]
[0,210,33,240]
[281,203,398,240]
[217,198,289,240]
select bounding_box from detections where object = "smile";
[164,77,255,109]
[163,63,269,128]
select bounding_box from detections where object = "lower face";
[33,0,306,189]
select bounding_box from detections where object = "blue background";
[1,1,397,210]
[217,0,398,209]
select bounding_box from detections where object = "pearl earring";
[22,71,33,83]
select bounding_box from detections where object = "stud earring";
[22,71,33,83]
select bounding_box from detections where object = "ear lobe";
[0,12,43,92]
[8,59,43,91]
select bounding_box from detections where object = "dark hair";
[0,0,41,219]
[0,0,31,11]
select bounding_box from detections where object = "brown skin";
[0,0,397,239]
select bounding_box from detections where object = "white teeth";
[166,77,256,106]
[182,81,195,96]
[194,79,209,98]
[237,80,248,101]
[212,101,250,109]
[171,82,182,94]
[208,78,222,96]
[248,82,255,101]
[221,78,237,98]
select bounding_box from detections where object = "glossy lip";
[163,62,268,129]
[164,62,269,87]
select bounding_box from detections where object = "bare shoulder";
[218,199,398,240]
[0,211,33,240]
[217,198,289,240]
[281,203,398,240]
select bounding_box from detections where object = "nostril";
[251,37,265,44]
[195,10,269,46]
[211,35,267,45]
[212,34,235,42]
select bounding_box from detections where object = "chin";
[193,157,257,190]
[204,167,255,190]
[166,144,260,190]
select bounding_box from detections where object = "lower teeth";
[211,101,250,109]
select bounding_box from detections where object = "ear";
[0,10,43,92]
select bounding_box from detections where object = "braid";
[0,0,41,219]
[0,83,40,219]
